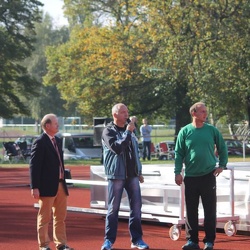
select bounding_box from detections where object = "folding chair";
[150,142,158,159]
[17,141,31,162]
[158,142,172,160]
[3,142,22,163]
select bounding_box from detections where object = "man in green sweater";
[174,102,228,250]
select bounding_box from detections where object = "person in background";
[130,115,140,138]
[101,103,149,250]
[140,118,152,160]
[174,102,228,250]
[29,114,73,250]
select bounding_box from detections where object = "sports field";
[0,165,249,250]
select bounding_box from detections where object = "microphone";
[127,118,135,134]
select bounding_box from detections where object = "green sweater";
[174,123,228,177]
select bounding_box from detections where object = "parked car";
[57,132,102,160]
[15,133,102,160]
[224,139,250,155]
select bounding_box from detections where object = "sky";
[39,0,68,27]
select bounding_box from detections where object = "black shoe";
[57,245,74,250]
[203,242,213,250]
[182,240,200,250]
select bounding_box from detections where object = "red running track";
[0,166,250,250]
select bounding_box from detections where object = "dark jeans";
[142,141,151,160]
[184,171,216,244]
[104,177,143,244]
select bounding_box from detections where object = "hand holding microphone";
[127,118,131,124]
[126,118,135,132]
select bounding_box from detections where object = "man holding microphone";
[100,103,149,250]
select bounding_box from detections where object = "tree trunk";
[174,81,192,142]
[228,123,237,139]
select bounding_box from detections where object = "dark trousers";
[142,141,151,160]
[184,171,217,244]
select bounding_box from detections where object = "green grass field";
[1,155,249,169]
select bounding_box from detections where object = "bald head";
[112,103,126,115]
[111,103,129,127]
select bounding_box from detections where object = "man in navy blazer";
[30,113,73,250]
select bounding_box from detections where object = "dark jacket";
[29,133,68,196]
[102,122,142,180]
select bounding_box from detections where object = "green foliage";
[23,13,71,121]
[44,25,168,120]
[64,0,95,27]
[0,0,43,118]
[44,0,250,133]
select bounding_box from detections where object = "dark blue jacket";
[29,133,68,196]
[102,122,142,180]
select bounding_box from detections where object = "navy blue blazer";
[29,133,68,196]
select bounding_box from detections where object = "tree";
[138,0,250,134]
[181,0,250,134]
[63,0,95,27]
[24,12,71,123]
[0,0,43,118]
[44,0,250,136]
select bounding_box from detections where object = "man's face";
[116,105,129,125]
[193,105,207,122]
[46,117,59,136]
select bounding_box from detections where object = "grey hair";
[189,102,205,115]
[40,113,57,130]
[112,103,124,115]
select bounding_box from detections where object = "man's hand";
[31,188,40,199]
[214,167,223,177]
[139,175,144,183]
[126,121,135,132]
[175,174,183,186]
